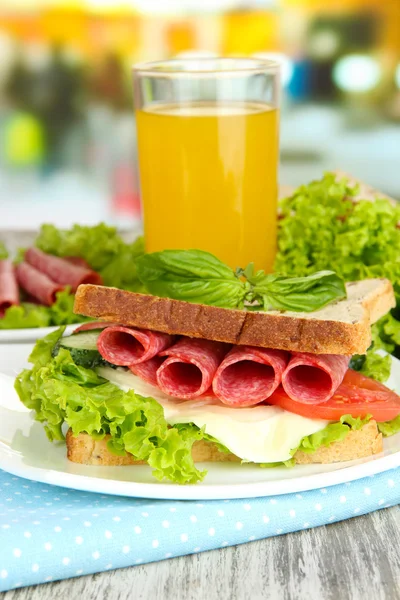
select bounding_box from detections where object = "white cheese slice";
[97,367,328,464]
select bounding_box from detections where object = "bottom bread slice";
[66,420,383,467]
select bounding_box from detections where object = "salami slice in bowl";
[16,262,64,306]
[212,346,289,407]
[157,338,229,399]
[282,352,350,404]
[97,326,174,366]
[25,248,102,292]
[63,256,91,269]
[0,260,19,316]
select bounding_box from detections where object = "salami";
[282,352,350,404]
[0,260,19,316]
[130,356,165,387]
[97,326,174,366]
[64,256,91,269]
[212,346,289,407]
[157,338,229,399]
[25,248,102,292]
[74,321,117,333]
[16,262,64,306]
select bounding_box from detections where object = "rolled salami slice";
[64,256,91,269]
[0,260,19,316]
[97,326,174,366]
[16,262,64,306]
[212,346,289,407]
[282,352,350,404]
[74,321,117,333]
[25,248,102,292]
[157,338,229,399]
[130,356,165,387]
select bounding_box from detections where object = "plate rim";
[0,323,78,343]
[0,440,398,500]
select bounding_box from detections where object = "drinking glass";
[133,58,280,272]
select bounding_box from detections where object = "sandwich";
[15,248,400,484]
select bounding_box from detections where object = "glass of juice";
[133,58,280,272]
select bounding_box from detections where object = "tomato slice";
[267,369,400,422]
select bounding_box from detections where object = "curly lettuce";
[275,173,400,284]
[15,329,206,484]
[294,414,371,455]
[0,304,50,329]
[275,172,400,370]
[378,416,400,437]
[349,350,392,383]
[0,290,90,330]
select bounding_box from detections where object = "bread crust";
[73,279,394,355]
[66,422,383,468]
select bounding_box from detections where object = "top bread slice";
[74,278,394,356]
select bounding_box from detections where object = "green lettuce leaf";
[35,223,144,291]
[0,242,8,260]
[378,416,400,437]
[275,172,400,355]
[202,431,231,454]
[0,304,51,329]
[175,423,232,454]
[49,290,89,326]
[137,249,346,311]
[15,329,206,484]
[259,458,296,469]
[294,414,372,455]
[29,326,65,367]
[275,173,400,283]
[372,313,400,355]
[0,290,88,330]
[350,348,392,383]
[247,269,346,312]
[136,249,248,308]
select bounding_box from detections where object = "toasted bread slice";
[66,421,383,467]
[73,279,394,355]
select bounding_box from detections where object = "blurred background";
[0,0,399,230]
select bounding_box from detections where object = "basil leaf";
[250,270,347,312]
[137,250,346,312]
[136,249,248,308]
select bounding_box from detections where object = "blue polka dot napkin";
[1,467,399,592]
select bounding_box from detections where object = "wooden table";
[1,508,400,600]
[1,229,400,599]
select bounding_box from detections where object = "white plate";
[0,324,79,344]
[1,343,400,500]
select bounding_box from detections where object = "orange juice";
[136,101,279,272]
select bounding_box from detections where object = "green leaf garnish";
[136,249,249,308]
[137,249,346,312]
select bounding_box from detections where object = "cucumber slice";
[65,348,102,369]
[60,329,102,351]
[53,329,104,369]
